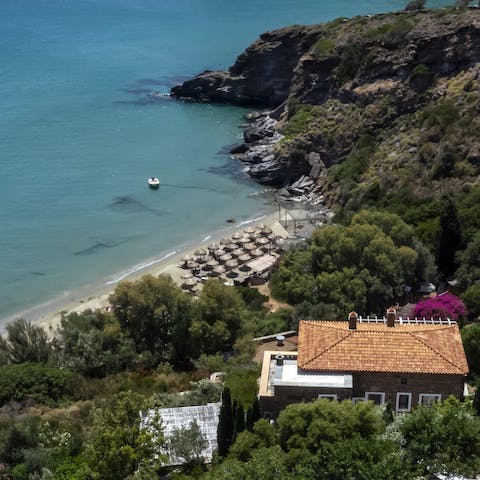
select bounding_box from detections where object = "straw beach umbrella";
[213,265,226,274]
[180,272,193,280]
[244,242,257,251]
[213,249,225,258]
[195,248,207,256]
[244,226,256,234]
[231,248,245,258]
[237,236,250,244]
[251,249,263,257]
[256,236,270,246]
[232,232,242,240]
[186,261,199,270]
[224,243,239,252]
[181,254,193,262]
[239,262,252,272]
[181,277,198,290]
[261,226,272,236]
[225,259,239,270]
[219,253,232,263]
[208,242,220,251]
[238,253,252,263]
[205,258,219,270]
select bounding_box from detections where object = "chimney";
[386,307,396,327]
[348,311,358,330]
[275,354,284,366]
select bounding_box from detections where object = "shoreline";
[3,208,287,334]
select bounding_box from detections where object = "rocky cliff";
[172,7,480,207]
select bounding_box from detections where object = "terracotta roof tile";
[297,320,468,375]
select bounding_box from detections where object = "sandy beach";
[14,211,292,334]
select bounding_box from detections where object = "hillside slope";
[172,8,480,207]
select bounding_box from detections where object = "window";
[318,394,337,400]
[419,394,441,407]
[365,392,385,405]
[396,393,412,412]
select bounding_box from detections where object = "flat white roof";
[272,359,352,389]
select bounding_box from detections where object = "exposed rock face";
[171,25,323,107]
[171,8,480,196]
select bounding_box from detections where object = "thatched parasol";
[224,243,239,252]
[238,253,252,263]
[207,258,219,267]
[239,262,252,272]
[261,226,273,236]
[219,253,233,263]
[195,248,207,256]
[181,277,198,289]
[186,261,199,270]
[213,249,225,258]
[244,242,257,251]
[232,232,243,240]
[226,269,239,278]
[231,248,245,258]
[256,236,270,245]
[212,265,226,276]
[225,259,239,270]
[237,236,250,244]
[180,272,193,280]
[208,242,220,251]
[244,226,256,234]
[181,254,193,262]
[251,249,264,257]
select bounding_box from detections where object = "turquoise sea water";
[0,0,450,324]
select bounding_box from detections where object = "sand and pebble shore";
[8,211,293,334]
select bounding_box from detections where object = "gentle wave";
[239,214,266,226]
[202,235,212,243]
[105,251,177,285]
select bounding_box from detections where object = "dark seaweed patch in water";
[109,196,164,216]
[113,93,171,106]
[31,271,46,276]
[74,239,126,256]
[121,88,153,94]
[160,183,226,194]
[134,75,191,87]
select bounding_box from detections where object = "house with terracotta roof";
[259,309,469,418]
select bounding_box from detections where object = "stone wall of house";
[352,372,465,408]
[259,372,465,418]
[260,385,352,418]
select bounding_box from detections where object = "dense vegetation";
[3,2,480,478]
[271,210,435,318]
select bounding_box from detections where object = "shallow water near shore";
[0,0,451,325]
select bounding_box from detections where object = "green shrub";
[313,37,335,57]
[336,43,365,85]
[0,363,73,406]
[421,99,459,131]
[411,63,432,78]
[283,105,314,138]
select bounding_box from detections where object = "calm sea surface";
[0,0,450,324]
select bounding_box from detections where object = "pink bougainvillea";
[410,292,467,320]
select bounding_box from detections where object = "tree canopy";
[271,210,435,317]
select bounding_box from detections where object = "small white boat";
[148,177,160,189]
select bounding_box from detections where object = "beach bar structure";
[247,254,278,285]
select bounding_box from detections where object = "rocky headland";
[172,7,480,211]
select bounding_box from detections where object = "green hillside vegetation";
[4,4,480,478]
